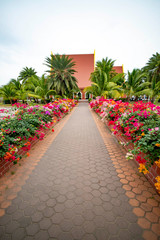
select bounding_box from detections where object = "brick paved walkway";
[0,103,160,240]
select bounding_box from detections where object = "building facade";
[65,53,123,99]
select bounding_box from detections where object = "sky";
[0,0,160,86]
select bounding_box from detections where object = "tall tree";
[142,52,160,102]
[18,67,37,83]
[44,54,79,96]
[0,84,16,104]
[84,68,123,98]
[124,69,149,100]
[96,57,116,79]
[84,57,124,98]
[9,78,27,102]
[25,74,55,103]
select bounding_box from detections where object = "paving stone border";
[90,107,160,240]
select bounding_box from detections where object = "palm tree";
[124,69,150,100]
[9,78,28,102]
[0,84,16,104]
[142,52,160,102]
[84,68,123,98]
[44,54,79,96]
[84,58,124,98]
[18,67,37,83]
[96,57,116,79]
[25,74,55,103]
[9,78,22,90]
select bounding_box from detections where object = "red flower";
[52,129,54,132]
[136,155,146,164]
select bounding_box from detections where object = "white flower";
[126,152,134,160]
[119,141,126,146]
[14,148,18,153]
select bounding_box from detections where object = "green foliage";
[85,58,124,98]
[9,78,28,101]
[133,128,160,166]
[124,68,149,99]
[0,107,53,158]
[142,52,160,102]
[118,110,160,165]
[25,74,56,102]
[0,84,17,104]
[45,54,79,96]
[18,67,37,83]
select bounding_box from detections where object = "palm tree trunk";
[151,96,155,103]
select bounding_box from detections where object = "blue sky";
[0,0,160,86]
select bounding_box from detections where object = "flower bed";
[0,99,78,177]
[90,97,160,194]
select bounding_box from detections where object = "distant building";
[59,52,124,99]
[66,53,95,99]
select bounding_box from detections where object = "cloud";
[0,0,160,86]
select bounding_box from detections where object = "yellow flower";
[141,132,145,136]
[155,182,160,193]
[111,128,114,131]
[143,168,149,174]
[155,176,160,182]
[155,143,160,147]
[138,164,149,174]
[155,160,160,168]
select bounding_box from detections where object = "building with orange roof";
[58,52,124,99]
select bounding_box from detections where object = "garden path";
[0,102,160,240]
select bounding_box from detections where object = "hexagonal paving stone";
[34,230,49,240]
[26,223,40,235]
[46,199,56,207]
[48,224,61,238]
[42,207,54,218]
[31,212,43,222]
[6,204,18,215]
[51,213,64,224]
[54,203,65,212]
[0,214,12,225]
[12,228,25,240]
[73,215,84,226]
[95,228,109,240]
[93,215,106,228]
[24,206,36,216]
[58,231,74,240]
[5,221,20,234]
[118,229,132,240]
[60,219,73,231]
[71,226,85,239]
[18,216,31,228]
[39,218,52,230]
[56,195,67,203]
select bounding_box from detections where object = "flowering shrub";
[90,97,160,193]
[0,99,77,165]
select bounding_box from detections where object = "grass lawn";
[0,103,12,108]
[0,102,45,108]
